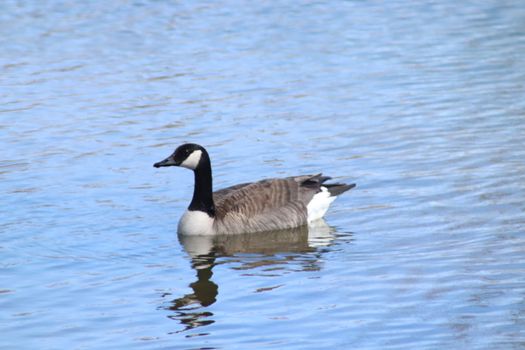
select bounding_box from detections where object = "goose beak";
[153,155,179,168]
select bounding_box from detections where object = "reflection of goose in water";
[165,253,218,333]
[180,218,335,258]
[163,220,341,333]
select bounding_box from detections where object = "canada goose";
[154,143,355,235]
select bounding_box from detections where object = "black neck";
[188,154,215,217]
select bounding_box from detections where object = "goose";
[153,143,355,235]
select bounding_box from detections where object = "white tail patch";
[307,186,336,223]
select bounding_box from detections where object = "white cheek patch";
[180,150,202,170]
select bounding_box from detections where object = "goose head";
[154,143,208,170]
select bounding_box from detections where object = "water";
[1,1,525,349]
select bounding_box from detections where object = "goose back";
[212,174,326,234]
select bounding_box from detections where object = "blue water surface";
[1,1,525,349]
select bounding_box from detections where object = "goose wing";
[212,174,327,234]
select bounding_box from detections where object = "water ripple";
[2,0,525,349]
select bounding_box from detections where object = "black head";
[153,143,207,170]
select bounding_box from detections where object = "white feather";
[307,186,336,223]
[178,210,215,235]
[178,234,215,262]
[180,150,202,170]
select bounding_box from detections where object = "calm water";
[2,1,525,349]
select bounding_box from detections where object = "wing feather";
[212,175,321,234]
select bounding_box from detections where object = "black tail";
[324,183,356,196]
[301,173,331,188]
[301,173,356,196]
